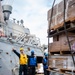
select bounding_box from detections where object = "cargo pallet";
[48,0,75,75]
[49,19,75,37]
[47,67,75,75]
[50,51,75,55]
[50,17,75,31]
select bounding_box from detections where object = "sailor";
[43,53,48,75]
[28,50,37,75]
[12,47,28,75]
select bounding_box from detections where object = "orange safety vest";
[19,54,28,65]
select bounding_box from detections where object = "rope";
[48,0,56,66]
[48,0,75,68]
[63,0,75,67]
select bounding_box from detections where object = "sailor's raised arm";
[12,48,20,58]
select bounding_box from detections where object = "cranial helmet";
[31,50,34,53]
[20,47,24,51]
[44,53,48,57]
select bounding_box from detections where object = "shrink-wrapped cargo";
[50,32,75,52]
[47,0,75,30]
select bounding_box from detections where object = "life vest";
[29,57,36,66]
[19,54,28,65]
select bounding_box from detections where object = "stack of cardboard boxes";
[47,0,75,30]
[47,0,75,74]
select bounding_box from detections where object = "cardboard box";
[49,41,61,52]
[52,32,75,52]
[47,0,75,30]
[49,58,67,68]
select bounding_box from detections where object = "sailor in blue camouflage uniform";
[28,50,37,75]
[43,53,48,75]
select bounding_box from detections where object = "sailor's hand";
[12,48,14,51]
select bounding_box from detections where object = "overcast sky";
[3,0,62,45]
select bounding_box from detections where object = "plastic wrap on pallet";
[47,0,75,30]
[49,57,75,75]
[49,58,68,68]
[67,1,75,19]
[52,32,75,52]
[67,58,75,69]
[59,32,75,52]
[47,0,64,30]
[68,0,75,7]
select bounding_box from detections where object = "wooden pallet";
[50,51,61,55]
[61,50,75,55]
[50,17,75,31]
[48,67,74,75]
[60,68,75,74]
[49,66,60,72]
[50,50,75,55]
[49,20,75,37]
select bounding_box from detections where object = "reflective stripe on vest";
[19,54,28,65]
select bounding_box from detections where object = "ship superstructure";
[0,0,44,75]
